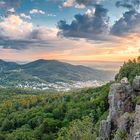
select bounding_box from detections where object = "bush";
[116,56,140,83]
[114,129,128,140]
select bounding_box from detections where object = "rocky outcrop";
[132,76,140,95]
[108,82,132,127]
[98,76,140,140]
[98,118,111,140]
[130,105,140,140]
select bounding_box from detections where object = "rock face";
[132,76,140,95]
[98,76,140,140]
[130,105,140,140]
[108,82,132,127]
[98,119,111,140]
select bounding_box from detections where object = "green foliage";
[114,129,128,140]
[115,56,140,82]
[0,84,109,139]
[136,96,140,105]
[57,117,95,140]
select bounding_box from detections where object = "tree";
[1,119,14,131]
[57,117,95,140]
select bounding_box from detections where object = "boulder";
[132,76,140,94]
[130,105,140,140]
[121,77,129,84]
[117,112,134,133]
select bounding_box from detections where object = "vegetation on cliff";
[115,56,140,82]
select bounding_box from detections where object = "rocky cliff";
[98,76,140,140]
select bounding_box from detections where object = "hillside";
[0,57,139,140]
[0,59,19,72]
[0,59,115,88]
[0,84,109,140]
[21,59,115,82]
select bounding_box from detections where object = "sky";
[0,0,140,70]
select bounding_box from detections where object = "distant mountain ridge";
[0,59,115,86]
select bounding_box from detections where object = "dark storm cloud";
[0,37,50,50]
[58,5,110,41]
[111,0,140,36]
[0,38,35,50]
[111,10,140,36]
[115,0,140,10]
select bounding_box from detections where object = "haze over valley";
[0,0,140,139]
[0,59,115,91]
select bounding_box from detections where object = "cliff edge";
[98,76,140,140]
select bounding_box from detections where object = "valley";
[0,59,115,91]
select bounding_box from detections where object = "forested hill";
[0,59,115,86]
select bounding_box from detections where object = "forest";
[0,85,109,140]
[0,56,139,140]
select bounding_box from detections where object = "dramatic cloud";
[116,0,140,10]
[0,14,65,50]
[30,27,57,40]
[58,5,110,40]
[111,10,140,36]
[111,0,140,36]
[30,9,45,15]
[0,38,36,50]
[0,15,59,50]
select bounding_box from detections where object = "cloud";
[6,8,16,16]
[116,0,140,10]
[75,0,102,5]
[7,8,15,13]
[0,15,58,50]
[62,0,102,8]
[47,13,56,17]
[58,5,110,41]
[20,13,31,20]
[111,10,140,36]
[0,15,33,39]
[29,26,58,40]
[0,38,35,50]
[30,9,45,14]
[111,0,140,36]
[63,0,75,7]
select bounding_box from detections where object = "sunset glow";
[0,0,140,70]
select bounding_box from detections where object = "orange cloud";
[0,15,32,39]
[0,31,139,66]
